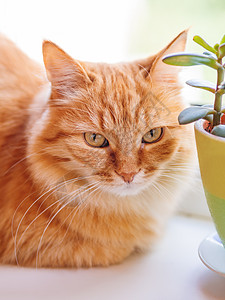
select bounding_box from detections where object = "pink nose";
[117,172,138,184]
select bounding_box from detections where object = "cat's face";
[29,31,188,197]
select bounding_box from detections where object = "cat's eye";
[142,128,164,144]
[84,132,109,148]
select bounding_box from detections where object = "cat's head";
[28,30,190,198]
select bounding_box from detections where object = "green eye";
[142,128,164,144]
[84,132,109,148]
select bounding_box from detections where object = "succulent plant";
[162,34,225,137]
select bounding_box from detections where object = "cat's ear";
[42,41,91,96]
[139,30,188,87]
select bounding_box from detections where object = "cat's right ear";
[42,41,92,97]
[137,30,188,87]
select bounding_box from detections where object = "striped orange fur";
[0,31,193,267]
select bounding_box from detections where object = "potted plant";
[162,34,225,248]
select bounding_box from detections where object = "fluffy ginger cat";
[0,30,193,268]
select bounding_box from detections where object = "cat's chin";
[108,183,147,197]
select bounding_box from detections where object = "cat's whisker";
[35,181,101,267]
[161,169,199,178]
[15,175,95,233]
[4,145,89,178]
[45,180,97,221]
[13,181,69,264]
[166,167,197,172]
[42,183,102,255]
[35,174,96,215]
[36,183,97,266]
[167,162,196,168]
[11,190,37,240]
[16,192,77,262]
[53,185,102,253]
[153,181,174,198]
[160,170,195,179]
[3,150,44,176]
[74,184,101,216]
[16,199,63,254]
[14,175,96,264]
[160,174,204,193]
[159,173,189,185]
[158,171,203,194]
[151,182,167,199]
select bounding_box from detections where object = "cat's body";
[0,32,193,267]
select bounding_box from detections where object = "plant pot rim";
[194,119,225,143]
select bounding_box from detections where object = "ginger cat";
[0,30,192,267]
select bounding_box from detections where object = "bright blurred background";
[0,0,224,216]
[0,0,224,104]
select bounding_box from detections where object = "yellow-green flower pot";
[195,120,225,247]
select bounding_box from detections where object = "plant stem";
[213,59,224,126]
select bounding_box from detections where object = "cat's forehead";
[64,62,178,136]
[87,62,139,92]
[86,63,141,108]
[83,62,174,129]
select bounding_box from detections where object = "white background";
[0,0,139,63]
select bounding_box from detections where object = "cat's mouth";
[102,170,147,196]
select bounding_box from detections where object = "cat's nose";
[117,171,138,184]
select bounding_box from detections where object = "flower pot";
[195,120,225,247]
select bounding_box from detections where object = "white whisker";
[42,183,101,255]
[35,181,101,267]
[13,175,96,264]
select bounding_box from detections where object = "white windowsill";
[1,215,224,300]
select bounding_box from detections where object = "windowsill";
[1,215,225,300]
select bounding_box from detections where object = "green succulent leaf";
[214,43,219,51]
[186,79,216,93]
[218,43,225,59]
[211,125,225,137]
[193,35,217,54]
[178,106,215,125]
[203,51,217,59]
[162,53,221,70]
[202,104,214,108]
[220,34,225,45]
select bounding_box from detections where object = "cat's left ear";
[42,41,92,97]
[139,30,188,86]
